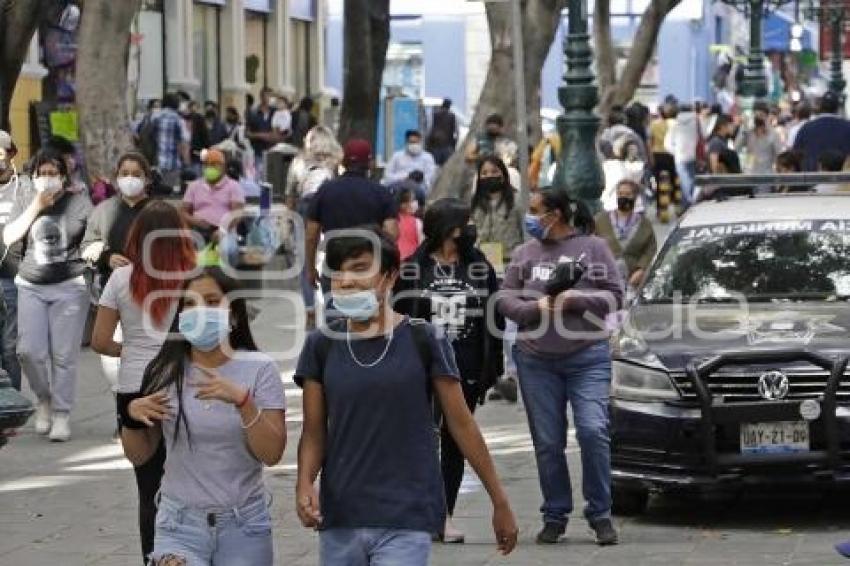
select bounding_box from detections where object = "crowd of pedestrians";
[9,85,850,565]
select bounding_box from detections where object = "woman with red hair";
[91,199,196,563]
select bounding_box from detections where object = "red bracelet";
[236,389,251,408]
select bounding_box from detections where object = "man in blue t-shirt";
[294,227,517,565]
[793,91,850,172]
[305,139,398,292]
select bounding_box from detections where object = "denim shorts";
[149,494,273,566]
[319,528,431,566]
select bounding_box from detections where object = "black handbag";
[544,254,586,297]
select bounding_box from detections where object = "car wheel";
[612,484,650,516]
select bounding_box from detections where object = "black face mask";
[455,224,478,250]
[617,197,635,212]
[479,177,503,194]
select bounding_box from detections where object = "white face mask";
[117,176,146,198]
[407,143,423,156]
[268,97,278,107]
[34,176,62,194]
[409,200,420,214]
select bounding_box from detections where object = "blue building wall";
[657,16,715,103]
[324,14,467,111]
[326,17,343,94]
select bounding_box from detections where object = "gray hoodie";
[498,233,624,358]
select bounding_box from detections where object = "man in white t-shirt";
[271,96,293,142]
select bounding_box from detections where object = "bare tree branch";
[599,0,682,116]
[431,0,567,201]
[594,0,616,97]
[0,0,54,131]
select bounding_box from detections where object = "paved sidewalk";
[2,299,850,565]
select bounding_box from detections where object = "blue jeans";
[150,495,273,566]
[514,341,613,526]
[296,197,316,311]
[676,160,697,209]
[503,319,518,376]
[0,278,21,390]
[320,529,431,566]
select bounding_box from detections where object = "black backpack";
[138,115,159,165]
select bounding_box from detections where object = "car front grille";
[669,368,850,403]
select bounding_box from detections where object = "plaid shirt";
[154,108,189,172]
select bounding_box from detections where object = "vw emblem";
[757,370,790,400]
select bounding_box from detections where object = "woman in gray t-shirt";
[121,268,286,566]
[91,199,196,562]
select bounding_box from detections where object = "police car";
[611,195,850,514]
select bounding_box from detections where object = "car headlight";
[612,361,680,402]
[612,327,664,368]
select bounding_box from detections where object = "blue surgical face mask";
[178,307,230,351]
[332,289,380,322]
[525,213,550,241]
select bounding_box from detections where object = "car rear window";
[640,220,850,303]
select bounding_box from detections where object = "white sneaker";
[34,401,51,435]
[48,413,71,442]
[442,517,465,544]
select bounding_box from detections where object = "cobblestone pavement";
[2,297,850,565]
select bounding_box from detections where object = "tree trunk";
[338,0,390,145]
[0,0,53,132]
[76,0,141,183]
[597,0,682,116]
[431,0,567,201]
[594,0,616,99]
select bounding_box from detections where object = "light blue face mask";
[178,307,230,351]
[331,289,380,322]
[525,214,548,241]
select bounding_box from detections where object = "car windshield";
[640,220,850,304]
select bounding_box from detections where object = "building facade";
[8,0,327,163]
[134,0,327,109]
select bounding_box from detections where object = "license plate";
[740,421,809,454]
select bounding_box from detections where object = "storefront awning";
[764,11,813,52]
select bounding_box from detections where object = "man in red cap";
[305,138,398,292]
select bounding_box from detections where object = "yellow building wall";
[9,75,43,165]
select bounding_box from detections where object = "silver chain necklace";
[346,324,395,368]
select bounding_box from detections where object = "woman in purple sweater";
[498,187,624,546]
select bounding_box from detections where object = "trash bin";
[265,143,299,202]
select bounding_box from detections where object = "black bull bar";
[685,350,849,474]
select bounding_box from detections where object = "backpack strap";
[406,317,434,376]
[314,318,347,381]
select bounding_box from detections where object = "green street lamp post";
[721,0,795,100]
[805,1,849,108]
[553,0,604,211]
